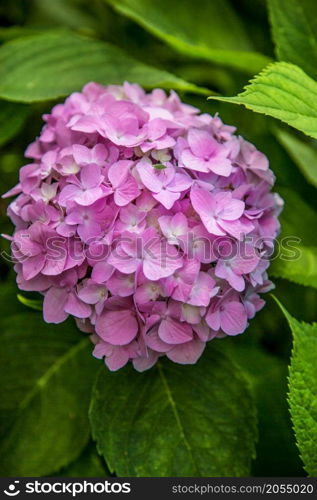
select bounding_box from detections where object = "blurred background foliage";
[0,0,316,477]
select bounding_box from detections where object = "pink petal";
[218,218,254,239]
[188,128,218,157]
[145,327,172,352]
[190,185,216,218]
[78,221,102,242]
[108,160,133,188]
[216,193,245,221]
[205,307,221,331]
[96,309,139,345]
[153,189,180,209]
[143,244,183,280]
[167,172,192,192]
[108,248,139,274]
[22,254,46,280]
[107,271,135,296]
[80,164,102,189]
[181,149,209,172]
[78,283,107,304]
[14,230,42,256]
[188,271,217,307]
[204,156,232,176]
[72,144,91,165]
[167,338,205,364]
[91,262,114,283]
[114,175,140,206]
[75,187,104,206]
[64,291,91,318]
[159,213,188,242]
[59,184,80,206]
[137,159,163,192]
[43,287,68,323]
[41,252,67,276]
[105,346,131,371]
[158,317,193,344]
[221,301,248,335]
[133,350,159,372]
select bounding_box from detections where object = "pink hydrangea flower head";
[3,82,283,372]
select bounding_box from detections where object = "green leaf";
[59,442,110,477]
[0,100,29,146]
[270,188,317,289]
[271,246,317,289]
[268,0,317,80]
[90,344,257,477]
[275,129,317,188]
[219,341,303,476]
[0,31,208,103]
[105,0,271,74]
[210,62,317,140]
[17,293,43,311]
[0,313,98,476]
[274,299,317,476]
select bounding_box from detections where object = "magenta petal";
[43,287,68,323]
[153,189,179,209]
[145,327,172,352]
[80,164,102,189]
[75,187,104,206]
[105,346,130,371]
[22,254,45,280]
[221,301,248,335]
[41,253,67,276]
[137,159,163,192]
[14,230,42,256]
[190,186,215,218]
[181,149,209,172]
[167,338,205,364]
[96,309,139,345]
[59,184,79,206]
[217,196,245,221]
[114,176,140,206]
[205,307,221,331]
[143,249,182,280]
[158,317,193,344]
[108,160,133,188]
[133,350,159,372]
[65,291,91,318]
[188,128,216,157]
[91,262,114,283]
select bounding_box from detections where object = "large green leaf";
[0,31,208,103]
[275,129,317,188]
[210,62,317,139]
[90,344,257,477]
[270,188,317,289]
[105,0,271,74]
[276,299,317,476]
[268,0,317,80]
[59,443,110,477]
[0,313,98,476]
[0,100,29,146]
[272,246,317,289]
[219,340,302,476]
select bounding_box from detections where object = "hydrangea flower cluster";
[3,82,283,371]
